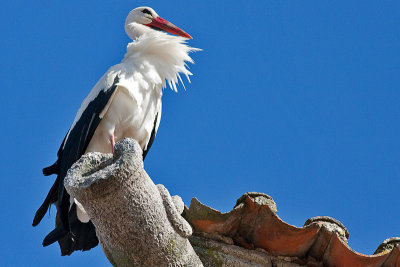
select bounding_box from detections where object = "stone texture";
[64,138,202,267]
[304,216,349,244]
[62,137,400,267]
[375,237,400,255]
[190,235,308,267]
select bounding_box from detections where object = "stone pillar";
[64,138,203,267]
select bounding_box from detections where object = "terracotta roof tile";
[183,192,400,267]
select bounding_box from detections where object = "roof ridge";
[184,192,400,267]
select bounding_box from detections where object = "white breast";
[77,74,162,223]
[85,77,162,154]
[73,30,196,223]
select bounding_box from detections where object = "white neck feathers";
[122,30,199,92]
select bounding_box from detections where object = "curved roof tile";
[183,192,400,267]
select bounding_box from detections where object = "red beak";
[146,16,192,39]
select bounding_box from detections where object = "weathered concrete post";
[64,138,203,267]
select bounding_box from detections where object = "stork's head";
[125,7,192,40]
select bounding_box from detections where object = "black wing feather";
[143,112,159,159]
[42,133,68,176]
[34,76,119,253]
[32,176,59,226]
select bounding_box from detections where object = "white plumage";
[75,29,198,221]
[68,17,198,154]
[72,8,198,222]
[33,6,199,255]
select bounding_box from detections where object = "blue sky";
[1,1,399,266]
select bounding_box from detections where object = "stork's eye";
[142,9,152,16]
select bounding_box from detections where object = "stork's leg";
[110,134,115,153]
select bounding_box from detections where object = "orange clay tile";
[183,192,400,267]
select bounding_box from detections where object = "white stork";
[33,6,198,255]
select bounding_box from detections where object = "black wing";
[143,112,159,159]
[33,76,119,255]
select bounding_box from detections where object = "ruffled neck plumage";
[122,30,200,92]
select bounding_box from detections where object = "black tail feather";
[43,225,68,247]
[32,177,59,226]
[43,162,59,176]
[59,189,71,232]
[58,220,98,256]
[42,204,99,256]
